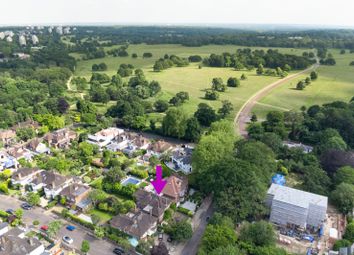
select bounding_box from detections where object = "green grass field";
[145,63,279,117]
[73,43,307,78]
[73,44,309,119]
[252,50,354,119]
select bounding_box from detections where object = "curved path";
[235,63,319,138]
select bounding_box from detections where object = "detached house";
[134,189,172,222]
[0,130,16,146]
[122,134,150,157]
[11,120,40,132]
[29,171,73,199]
[44,128,77,149]
[87,127,124,149]
[7,145,33,162]
[27,138,50,155]
[171,145,193,174]
[0,151,18,171]
[11,167,42,187]
[147,140,173,158]
[110,211,157,240]
[60,183,91,211]
[0,227,45,255]
[162,175,188,205]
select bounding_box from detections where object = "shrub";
[177,207,193,217]
[0,210,9,218]
[63,211,95,230]
[205,89,219,100]
[129,169,148,179]
[33,220,40,226]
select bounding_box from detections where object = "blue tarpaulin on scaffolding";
[272,174,286,186]
[319,225,324,237]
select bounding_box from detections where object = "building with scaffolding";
[267,184,327,230]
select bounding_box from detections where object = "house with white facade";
[170,145,193,174]
[11,167,42,187]
[29,171,73,199]
[27,139,50,155]
[87,127,124,149]
[0,151,19,171]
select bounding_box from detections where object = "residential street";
[0,194,117,255]
[171,195,214,255]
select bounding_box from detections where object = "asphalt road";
[179,196,214,255]
[235,63,319,138]
[0,194,117,255]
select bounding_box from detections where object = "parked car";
[66,225,76,231]
[21,203,32,210]
[62,236,73,244]
[40,225,48,231]
[113,247,125,254]
[6,209,14,215]
[158,233,163,241]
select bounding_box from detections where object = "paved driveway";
[169,195,214,255]
[0,194,117,255]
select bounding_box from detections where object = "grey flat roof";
[268,183,328,208]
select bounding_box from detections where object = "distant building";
[31,35,39,45]
[267,184,327,229]
[0,32,5,40]
[63,27,71,34]
[55,26,63,35]
[19,35,26,46]
[6,36,13,43]
[283,141,313,153]
[0,129,16,146]
[11,120,40,132]
[13,53,30,60]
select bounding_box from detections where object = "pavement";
[170,195,214,255]
[0,194,117,255]
[234,63,320,137]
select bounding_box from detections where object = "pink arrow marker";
[151,165,167,194]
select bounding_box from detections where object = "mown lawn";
[73,43,307,78]
[90,209,113,223]
[253,50,354,118]
[72,44,312,120]
[145,63,280,117]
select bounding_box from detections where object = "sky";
[1,0,354,28]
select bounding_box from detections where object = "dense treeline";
[153,54,189,71]
[0,38,76,72]
[246,98,354,214]
[71,26,354,49]
[203,49,315,70]
[0,67,72,128]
